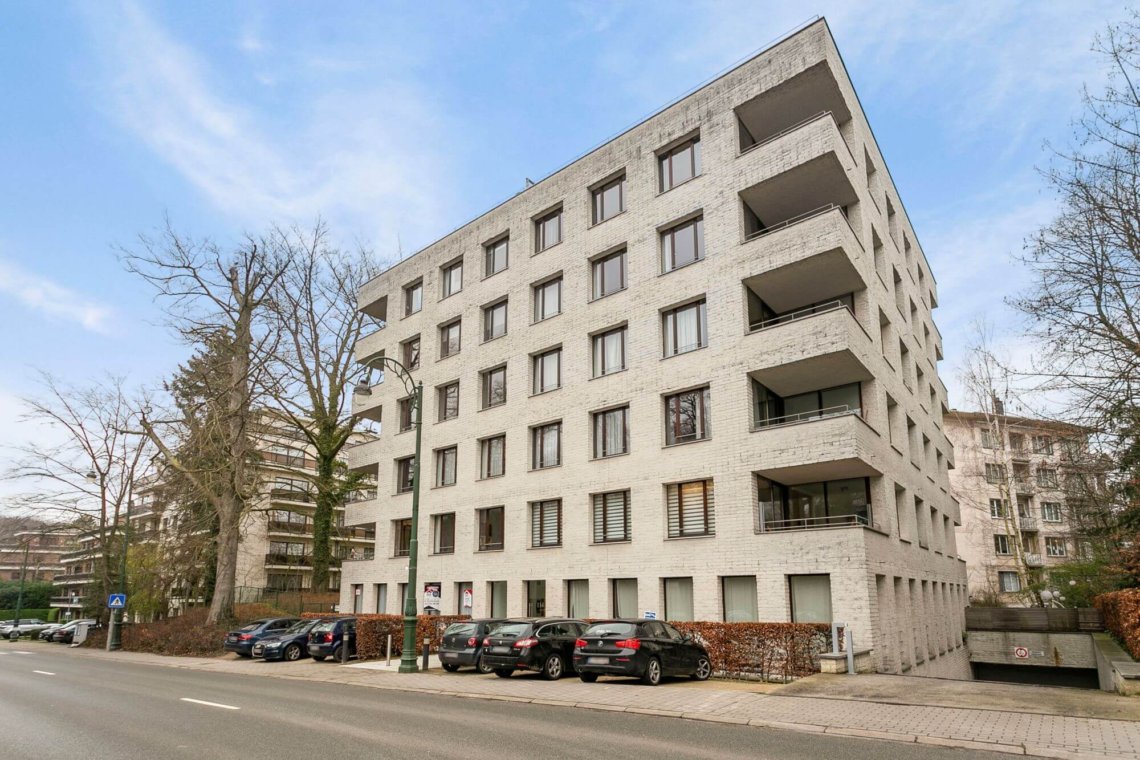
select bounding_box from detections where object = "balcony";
[736,61,852,156]
[759,513,870,533]
[750,410,881,485]
[269,487,315,504]
[346,438,383,478]
[267,520,311,535]
[335,525,376,542]
[1024,553,1045,568]
[1018,515,1039,532]
[341,548,376,561]
[745,305,873,398]
[50,596,84,607]
[265,553,312,567]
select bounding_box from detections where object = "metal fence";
[965,606,1103,632]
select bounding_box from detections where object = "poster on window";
[462,587,473,610]
[423,582,442,614]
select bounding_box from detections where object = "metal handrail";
[754,404,860,430]
[745,203,838,242]
[749,299,850,333]
[740,111,830,155]
[760,513,869,532]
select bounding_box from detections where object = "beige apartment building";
[946,409,1088,604]
[342,19,969,677]
[0,527,78,583]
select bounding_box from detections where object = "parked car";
[0,619,48,638]
[573,619,712,686]
[307,617,356,662]
[37,623,65,640]
[223,617,300,657]
[252,619,319,662]
[438,618,507,673]
[480,618,586,680]
[49,619,99,644]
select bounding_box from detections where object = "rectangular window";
[993,534,1011,555]
[402,336,420,370]
[374,583,387,614]
[661,216,704,272]
[592,174,626,224]
[531,422,562,469]
[592,405,629,457]
[666,479,715,538]
[984,463,1006,484]
[566,579,589,618]
[1033,435,1054,455]
[659,137,701,192]
[480,435,505,479]
[789,574,832,623]
[393,518,412,557]
[662,300,708,356]
[1036,468,1058,488]
[404,280,422,316]
[530,499,562,547]
[591,249,627,299]
[433,513,455,554]
[611,578,637,617]
[436,446,457,487]
[439,320,461,358]
[1041,502,1062,522]
[481,366,507,408]
[441,259,463,298]
[438,382,459,421]
[664,386,711,445]
[980,428,997,449]
[535,208,562,252]
[478,506,504,551]
[485,237,508,276]
[532,348,561,394]
[592,326,626,377]
[998,571,1021,593]
[396,457,415,494]
[483,300,508,341]
[488,580,507,617]
[398,397,414,432]
[989,499,1007,518]
[592,491,631,543]
[533,277,562,322]
[757,476,873,530]
[1045,536,1066,557]
[663,577,694,621]
[722,576,758,622]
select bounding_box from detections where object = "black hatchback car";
[224,617,300,657]
[480,618,586,680]
[252,618,319,662]
[573,619,712,685]
[307,617,356,662]
[439,619,507,673]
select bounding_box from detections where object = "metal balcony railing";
[753,404,861,431]
[748,298,852,333]
[1024,553,1045,567]
[759,513,870,533]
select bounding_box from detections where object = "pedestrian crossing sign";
[108,594,127,609]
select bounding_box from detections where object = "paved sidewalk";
[45,646,1140,759]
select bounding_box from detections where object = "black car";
[573,619,712,685]
[480,618,586,680]
[438,619,507,673]
[223,617,300,657]
[252,619,319,662]
[48,619,98,643]
[307,617,356,662]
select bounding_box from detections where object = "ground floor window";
[567,579,589,618]
[351,584,363,613]
[663,577,693,621]
[457,581,472,615]
[373,583,387,614]
[789,574,832,623]
[612,578,638,618]
[526,579,546,617]
[488,580,507,618]
[998,571,1021,593]
[722,576,758,622]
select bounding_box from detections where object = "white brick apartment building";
[342,19,969,677]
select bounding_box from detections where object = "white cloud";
[0,258,115,334]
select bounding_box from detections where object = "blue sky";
[0,1,1123,492]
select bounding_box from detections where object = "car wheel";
[331,646,343,662]
[579,673,598,683]
[542,653,564,681]
[494,669,513,678]
[692,656,712,681]
[284,644,302,662]
[442,663,460,672]
[312,655,326,662]
[641,657,662,686]
[476,655,494,674]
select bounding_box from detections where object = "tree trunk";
[310,454,336,593]
[207,496,239,624]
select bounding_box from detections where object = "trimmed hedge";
[84,604,288,656]
[304,614,834,680]
[0,608,52,622]
[1095,588,1140,659]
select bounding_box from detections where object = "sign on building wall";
[423,583,441,614]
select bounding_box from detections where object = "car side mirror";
[681,633,692,643]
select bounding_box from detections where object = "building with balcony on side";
[341,18,968,677]
[946,408,1092,605]
[0,526,79,583]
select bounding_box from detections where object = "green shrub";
[0,608,52,621]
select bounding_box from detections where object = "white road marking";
[180,698,240,711]
[12,651,32,655]
[33,670,55,676]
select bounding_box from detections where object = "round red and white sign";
[1013,647,1029,659]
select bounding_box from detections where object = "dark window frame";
[478,506,505,551]
[484,237,509,277]
[534,208,563,252]
[592,405,630,458]
[591,249,627,300]
[658,137,701,192]
[530,499,562,548]
[662,299,708,357]
[532,348,562,395]
[481,365,507,409]
[591,174,626,225]
[664,386,711,445]
[531,421,562,469]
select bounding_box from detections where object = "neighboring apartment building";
[342,19,969,677]
[0,527,78,583]
[946,408,1089,604]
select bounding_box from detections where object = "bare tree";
[124,222,287,624]
[5,372,152,621]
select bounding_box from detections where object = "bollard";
[421,637,430,671]
[341,631,350,664]
[845,629,855,675]
[386,634,392,666]
[830,622,844,655]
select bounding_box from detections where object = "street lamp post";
[354,357,423,673]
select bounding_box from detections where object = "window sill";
[528,544,562,551]
[393,490,413,497]
[401,309,422,320]
[589,368,628,381]
[661,344,708,361]
[589,209,627,228]
[436,352,459,363]
[588,286,628,304]
[591,539,632,547]
[528,464,563,473]
[532,240,563,256]
[662,437,711,449]
[431,483,456,490]
[590,451,631,462]
[476,547,505,554]
[435,416,459,425]
[529,387,562,399]
[430,550,455,556]
[481,334,507,345]
[439,289,461,302]
[659,256,706,278]
[664,533,715,541]
[656,173,702,196]
[481,268,508,282]
[478,403,507,413]
[477,474,505,482]
[530,312,562,326]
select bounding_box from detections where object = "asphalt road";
[0,646,970,759]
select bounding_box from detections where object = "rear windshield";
[445,623,478,637]
[239,620,269,632]
[584,622,637,638]
[489,622,531,638]
[285,620,316,634]
[311,620,339,633]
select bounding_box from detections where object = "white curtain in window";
[605,330,623,372]
[374,584,387,614]
[789,575,832,623]
[489,581,507,617]
[664,577,694,621]
[567,580,589,618]
[613,579,638,617]
[722,576,758,622]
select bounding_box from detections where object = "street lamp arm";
[355,355,418,401]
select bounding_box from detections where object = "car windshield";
[489,623,531,638]
[445,623,478,637]
[239,620,269,632]
[585,622,637,638]
[284,620,315,634]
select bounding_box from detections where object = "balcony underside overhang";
[744,247,865,314]
[750,347,873,399]
[358,293,387,322]
[737,61,851,147]
[740,153,858,229]
[756,454,880,487]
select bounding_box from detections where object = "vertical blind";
[531,500,562,547]
[593,491,631,542]
[667,480,715,537]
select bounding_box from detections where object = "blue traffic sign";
[107,594,127,609]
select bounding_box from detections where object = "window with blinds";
[592,490,631,543]
[667,479,714,537]
[530,499,562,548]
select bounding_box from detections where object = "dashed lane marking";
[180,698,240,711]
[33,670,55,676]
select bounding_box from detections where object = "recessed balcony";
[749,410,881,485]
[736,61,852,155]
[745,306,874,398]
[346,438,382,477]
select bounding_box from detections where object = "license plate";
[441,652,456,659]
[492,646,510,654]
[587,657,608,664]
